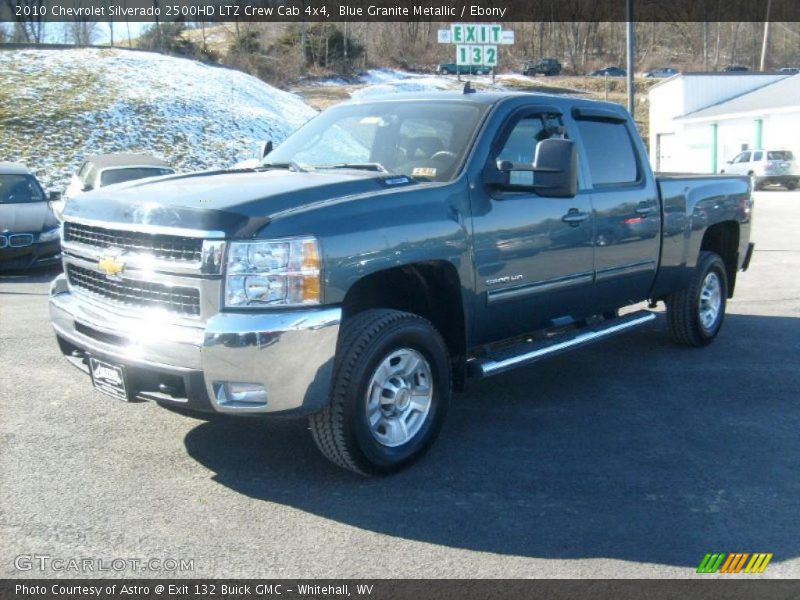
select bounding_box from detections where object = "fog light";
[215,382,268,408]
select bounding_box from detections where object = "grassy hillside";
[0,48,316,191]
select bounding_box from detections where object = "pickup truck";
[50,91,754,475]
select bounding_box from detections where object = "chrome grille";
[64,222,203,262]
[9,233,34,248]
[66,264,201,316]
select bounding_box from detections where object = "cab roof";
[340,90,628,114]
[82,153,170,169]
[0,162,33,175]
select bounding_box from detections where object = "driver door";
[469,110,595,345]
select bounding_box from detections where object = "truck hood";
[63,169,413,237]
[0,201,57,234]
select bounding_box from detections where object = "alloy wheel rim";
[699,271,722,330]
[365,348,433,448]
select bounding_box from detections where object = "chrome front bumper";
[49,274,341,415]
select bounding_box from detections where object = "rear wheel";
[309,309,451,475]
[666,251,728,347]
[785,179,797,191]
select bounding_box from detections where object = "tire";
[785,180,797,191]
[666,251,728,347]
[309,309,451,476]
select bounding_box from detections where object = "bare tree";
[8,0,47,43]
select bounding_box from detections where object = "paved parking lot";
[1,192,798,578]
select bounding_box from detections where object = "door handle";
[635,203,654,215]
[562,209,589,226]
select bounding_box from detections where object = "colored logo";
[697,553,773,574]
[98,255,125,279]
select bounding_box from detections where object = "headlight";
[224,237,321,307]
[38,227,60,243]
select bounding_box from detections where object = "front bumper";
[49,274,341,416]
[0,240,61,271]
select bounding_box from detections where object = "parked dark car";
[644,67,679,78]
[777,67,799,74]
[437,63,491,76]
[523,58,562,76]
[51,91,754,475]
[0,162,61,271]
[590,66,626,77]
[722,65,749,72]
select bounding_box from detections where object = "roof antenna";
[463,81,476,94]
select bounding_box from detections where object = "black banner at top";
[1,0,799,23]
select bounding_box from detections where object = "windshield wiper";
[256,161,311,173]
[317,162,390,173]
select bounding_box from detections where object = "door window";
[734,152,751,164]
[753,151,763,161]
[495,114,564,186]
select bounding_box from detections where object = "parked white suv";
[721,149,798,191]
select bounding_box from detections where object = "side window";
[753,151,763,161]
[495,114,563,186]
[497,118,546,165]
[497,114,563,164]
[735,152,752,164]
[575,119,639,185]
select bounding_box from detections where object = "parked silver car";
[721,149,798,190]
[54,153,175,220]
[0,162,61,270]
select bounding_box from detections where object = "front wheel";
[310,309,451,475]
[784,179,797,191]
[666,251,728,347]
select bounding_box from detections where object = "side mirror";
[259,140,273,159]
[532,138,579,197]
[82,184,93,192]
[726,160,733,165]
[484,138,578,198]
[49,191,62,202]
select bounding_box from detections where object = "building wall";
[648,74,788,173]
[656,111,800,174]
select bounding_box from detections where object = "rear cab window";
[574,118,640,186]
[100,167,173,187]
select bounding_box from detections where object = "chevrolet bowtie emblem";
[98,255,125,278]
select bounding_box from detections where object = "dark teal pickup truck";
[50,91,754,475]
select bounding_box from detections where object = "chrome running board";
[469,310,656,378]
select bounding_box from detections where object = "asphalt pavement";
[1,191,798,578]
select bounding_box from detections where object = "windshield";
[0,174,45,204]
[767,151,794,161]
[262,101,487,182]
[100,167,174,187]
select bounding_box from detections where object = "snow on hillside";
[0,48,317,191]
[351,69,452,99]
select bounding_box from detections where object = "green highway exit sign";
[438,24,514,67]
[438,24,514,45]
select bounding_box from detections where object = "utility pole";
[759,0,772,71]
[626,0,635,116]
